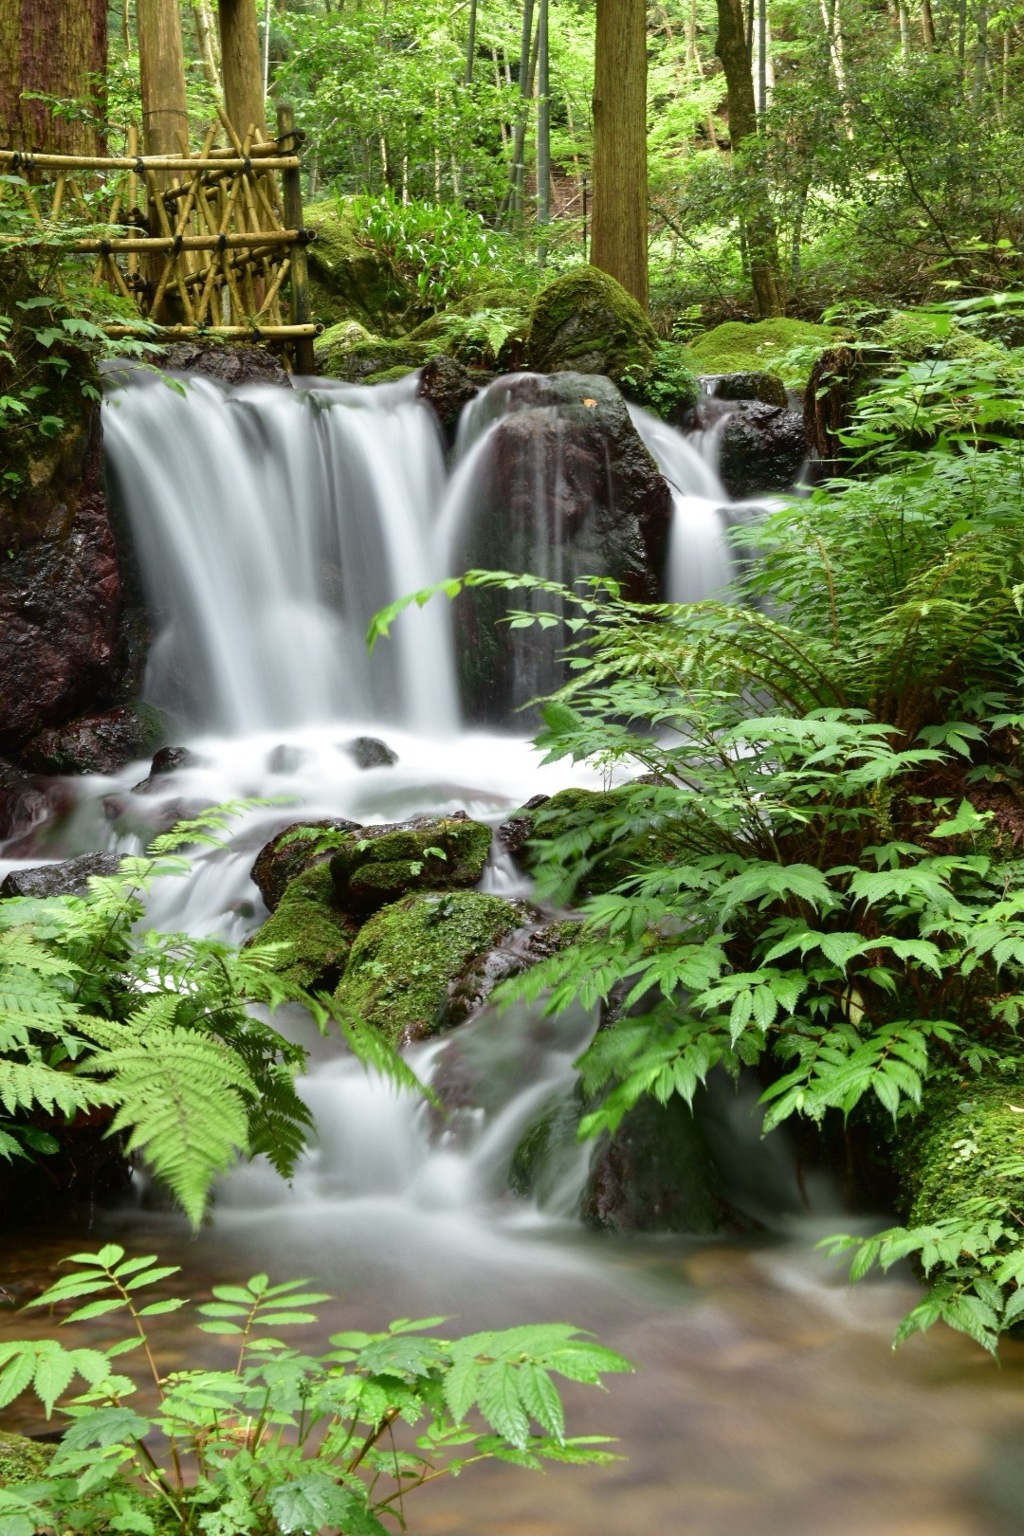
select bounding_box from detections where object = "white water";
[7,373,1024,1535]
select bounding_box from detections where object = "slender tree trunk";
[510,0,536,222]
[715,0,783,315]
[192,0,223,91]
[756,0,767,114]
[958,0,968,80]
[0,0,107,154]
[591,0,649,308]
[217,0,267,139]
[137,0,189,156]
[920,0,935,49]
[465,0,477,84]
[536,0,550,252]
[898,0,911,56]
[973,0,988,102]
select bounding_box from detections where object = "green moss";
[685,318,846,388]
[305,200,411,334]
[335,891,531,1044]
[527,266,657,386]
[631,340,700,418]
[903,1077,1024,1227]
[0,1430,55,1487]
[365,364,420,384]
[872,309,1005,365]
[313,325,429,384]
[507,787,689,897]
[330,816,493,914]
[247,863,356,993]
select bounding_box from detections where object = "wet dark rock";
[0,403,131,754]
[131,744,198,792]
[717,401,807,498]
[251,817,362,913]
[18,704,163,776]
[343,736,399,769]
[497,793,551,858]
[499,786,690,898]
[451,373,672,722]
[441,918,581,1029]
[699,370,788,408]
[0,760,47,842]
[329,812,492,916]
[0,850,121,900]
[266,743,310,775]
[581,1094,724,1234]
[417,355,479,445]
[157,341,291,388]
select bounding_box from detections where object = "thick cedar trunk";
[218,0,268,141]
[591,0,649,310]
[136,0,189,157]
[0,0,106,154]
[715,0,784,316]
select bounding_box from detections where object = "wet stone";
[343,736,399,769]
[131,744,199,793]
[0,850,121,900]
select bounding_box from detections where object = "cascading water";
[7,371,1007,1536]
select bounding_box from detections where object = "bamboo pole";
[0,149,299,171]
[102,322,321,336]
[277,102,314,373]
[0,230,303,251]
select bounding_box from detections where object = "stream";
[3,372,1024,1535]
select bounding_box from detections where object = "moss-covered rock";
[313,323,429,384]
[901,1077,1024,1228]
[872,309,1004,365]
[247,862,357,993]
[305,200,412,334]
[330,812,493,916]
[499,786,688,897]
[0,1431,55,1487]
[685,318,846,388]
[407,303,530,372]
[702,369,789,408]
[581,1093,725,1233]
[335,890,536,1044]
[251,817,361,913]
[527,266,657,386]
[18,703,164,775]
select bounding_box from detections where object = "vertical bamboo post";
[276,102,314,374]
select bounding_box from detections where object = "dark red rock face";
[19,705,162,777]
[0,410,123,754]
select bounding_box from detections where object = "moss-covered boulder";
[313,322,428,384]
[408,302,530,372]
[527,266,657,386]
[498,786,688,898]
[329,812,493,916]
[305,200,411,333]
[581,1094,726,1233]
[701,369,789,408]
[247,862,357,993]
[685,317,845,388]
[335,890,536,1045]
[251,817,361,913]
[17,703,163,775]
[902,1078,1024,1229]
[0,1431,55,1487]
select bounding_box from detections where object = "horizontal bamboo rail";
[0,230,310,253]
[103,323,322,338]
[0,149,299,172]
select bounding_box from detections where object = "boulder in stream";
[335,890,538,1045]
[329,811,492,915]
[0,759,47,841]
[247,862,358,993]
[716,400,807,498]
[527,266,657,386]
[417,355,479,444]
[0,850,121,900]
[451,372,673,722]
[342,735,399,769]
[156,340,291,388]
[18,704,163,776]
[252,817,362,913]
[580,1094,728,1234]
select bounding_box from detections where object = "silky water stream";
[3,373,1024,1535]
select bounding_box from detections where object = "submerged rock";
[451,373,672,722]
[0,850,121,899]
[18,704,163,776]
[251,817,362,913]
[247,862,357,993]
[527,266,657,386]
[335,890,537,1045]
[343,736,398,769]
[329,812,492,915]
[131,744,198,792]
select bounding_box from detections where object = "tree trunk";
[591,0,649,309]
[192,0,223,92]
[715,0,784,315]
[0,0,107,154]
[536,0,550,254]
[137,0,189,157]
[509,0,536,223]
[920,0,936,49]
[973,0,989,103]
[465,0,477,84]
[218,0,267,140]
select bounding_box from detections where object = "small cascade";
[102,373,459,736]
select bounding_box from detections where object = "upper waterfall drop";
[102,372,460,737]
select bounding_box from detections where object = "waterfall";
[102,373,459,736]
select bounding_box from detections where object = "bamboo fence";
[0,108,318,366]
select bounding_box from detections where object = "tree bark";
[218,0,267,140]
[0,0,107,154]
[715,0,784,315]
[137,0,189,157]
[536,0,550,250]
[192,0,223,92]
[591,0,649,309]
